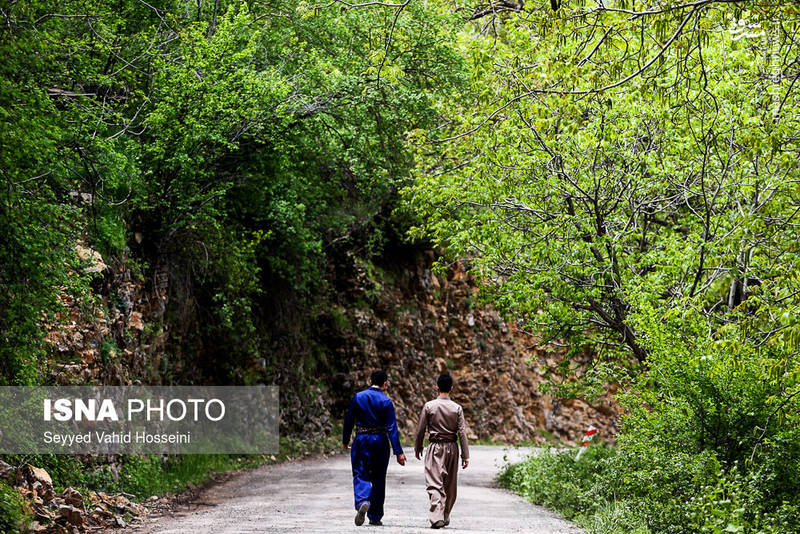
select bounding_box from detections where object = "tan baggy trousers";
[425,441,459,524]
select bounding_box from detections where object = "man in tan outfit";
[414,374,469,529]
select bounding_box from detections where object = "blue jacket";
[343,387,404,455]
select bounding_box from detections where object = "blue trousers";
[351,434,390,522]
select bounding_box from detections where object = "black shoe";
[431,520,445,529]
[355,501,370,526]
[369,520,383,526]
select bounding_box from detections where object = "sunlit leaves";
[405,2,800,417]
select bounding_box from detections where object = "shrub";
[500,442,800,534]
[0,480,28,534]
[499,445,617,521]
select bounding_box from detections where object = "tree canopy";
[405,1,800,530]
[1,0,466,384]
[2,0,800,530]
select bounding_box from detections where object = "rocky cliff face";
[45,246,618,446]
[322,248,619,445]
[45,250,168,386]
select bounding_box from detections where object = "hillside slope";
[47,246,617,445]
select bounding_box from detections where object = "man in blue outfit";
[343,369,407,526]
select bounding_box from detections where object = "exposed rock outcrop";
[323,249,619,445]
[4,463,145,533]
[43,246,618,445]
[45,252,168,386]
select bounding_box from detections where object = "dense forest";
[2,0,799,532]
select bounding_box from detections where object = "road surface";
[129,446,581,534]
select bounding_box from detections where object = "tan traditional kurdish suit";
[414,396,470,526]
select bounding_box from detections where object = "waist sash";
[356,426,386,435]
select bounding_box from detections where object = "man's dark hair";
[437,374,453,392]
[370,369,388,387]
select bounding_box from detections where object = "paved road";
[130,446,581,534]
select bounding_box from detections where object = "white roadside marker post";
[574,425,597,461]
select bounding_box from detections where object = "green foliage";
[0,0,150,385]
[499,445,618,520]
[502,444,799,534]
[0,480,29,534]
[407,2,800,532]
[1,0,467,384]
[79,454,244,498]
[0,197,77,385]
[405,0,800,374]
[499,278,800,532]
[5,1,799,529]
[501,301,800,532]
[99,341,118,367]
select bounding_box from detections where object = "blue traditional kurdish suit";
[343,386,404,523]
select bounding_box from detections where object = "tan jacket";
[414,396,469,459]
